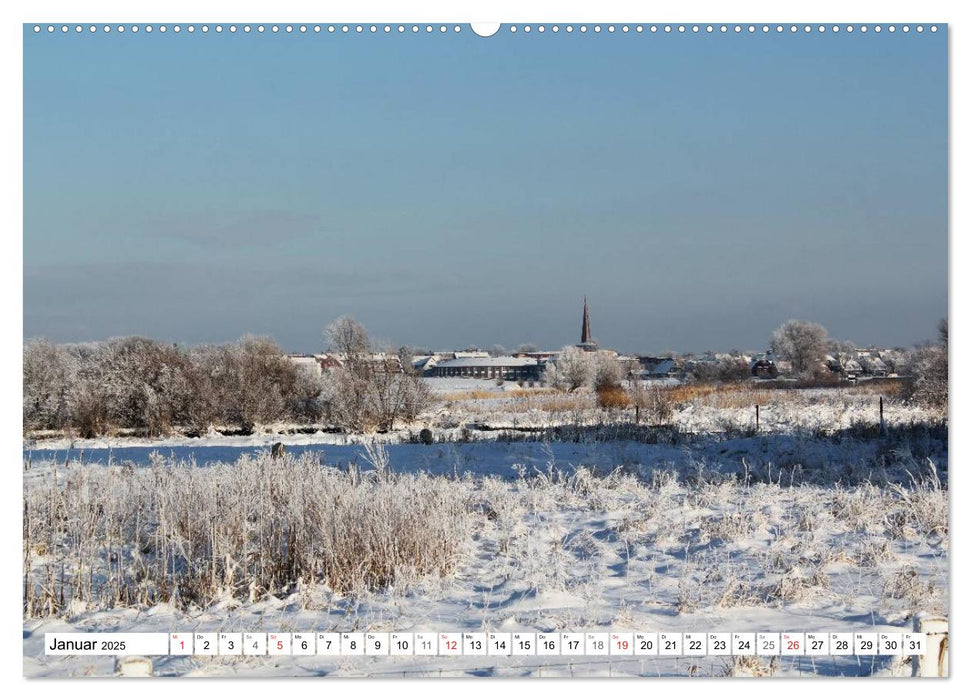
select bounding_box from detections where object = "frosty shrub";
[23,335,326,437]
[592,352,624,392]
[324,316,434,432]
[23,339,76,432]
[543,347,627,410]
[631,382,674,424]
[23,453,473,614]
[96,337,197,436]
[592,353,627,409]
[69,377,110,439]
[905,319,947,410]
[596,385,629,410]
[543,346,591,392]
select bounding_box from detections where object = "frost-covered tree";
[23,334,328,437]
[544,346,591,392]
[230,335,296,429]
[327,316,371,367]
[325,316,379,431]
[324,316,434,432]
[23,339,76,431]
[591,352,624,393]
[397,346,417,375]
[62,342,111,438]
[906,318,948,410]
[770,320,829,376]
[93,337,199,436]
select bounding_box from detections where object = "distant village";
[287,299,907,385]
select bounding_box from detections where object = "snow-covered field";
[430,381,938,434]
[24,445,948,676]
[22,384,948,678]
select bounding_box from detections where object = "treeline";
[23,336,325,437]
[24,317,437,438]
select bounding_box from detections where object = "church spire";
[581,297,592,345]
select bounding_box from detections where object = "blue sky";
[24,26,947,353]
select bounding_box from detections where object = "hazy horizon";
[20,300,944,358]
[24,26,947,353]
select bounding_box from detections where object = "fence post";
[912,613,948,677]
[879,396,886,435]
[755,404,760,432]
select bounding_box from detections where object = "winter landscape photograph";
[22,21,947,678]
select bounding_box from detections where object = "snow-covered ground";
[21,431,948,486]
[23,437,947,678]
[431,383,938,434]
[22,385,947,678]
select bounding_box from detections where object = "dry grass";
[842,379,905,398]
[596,385,630,409]
[23,453,476,615]
[662,383,778,409]
[23,450,947,628]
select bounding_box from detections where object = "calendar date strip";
[45,631,926,657]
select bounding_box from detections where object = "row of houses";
[288,347,901,384]
[746,348,900,380]
[289,350,748,383]
[428,355,542,381]
[421,351,681,382]
[287,350,548,382]
[825,349,895,379]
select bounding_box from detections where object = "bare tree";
[323,316,434,432]
[234,336,297,429]
[399,373,434,423]
[770,320,829,376]
[397,346,417,375]
[326,316,371,368]
[906,318,948,410]
[69,377,110,439]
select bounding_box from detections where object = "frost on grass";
[23,445,947,677]
[26,451,946,619]
[23,453,474,614]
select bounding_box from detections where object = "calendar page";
[20,2,949,682]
